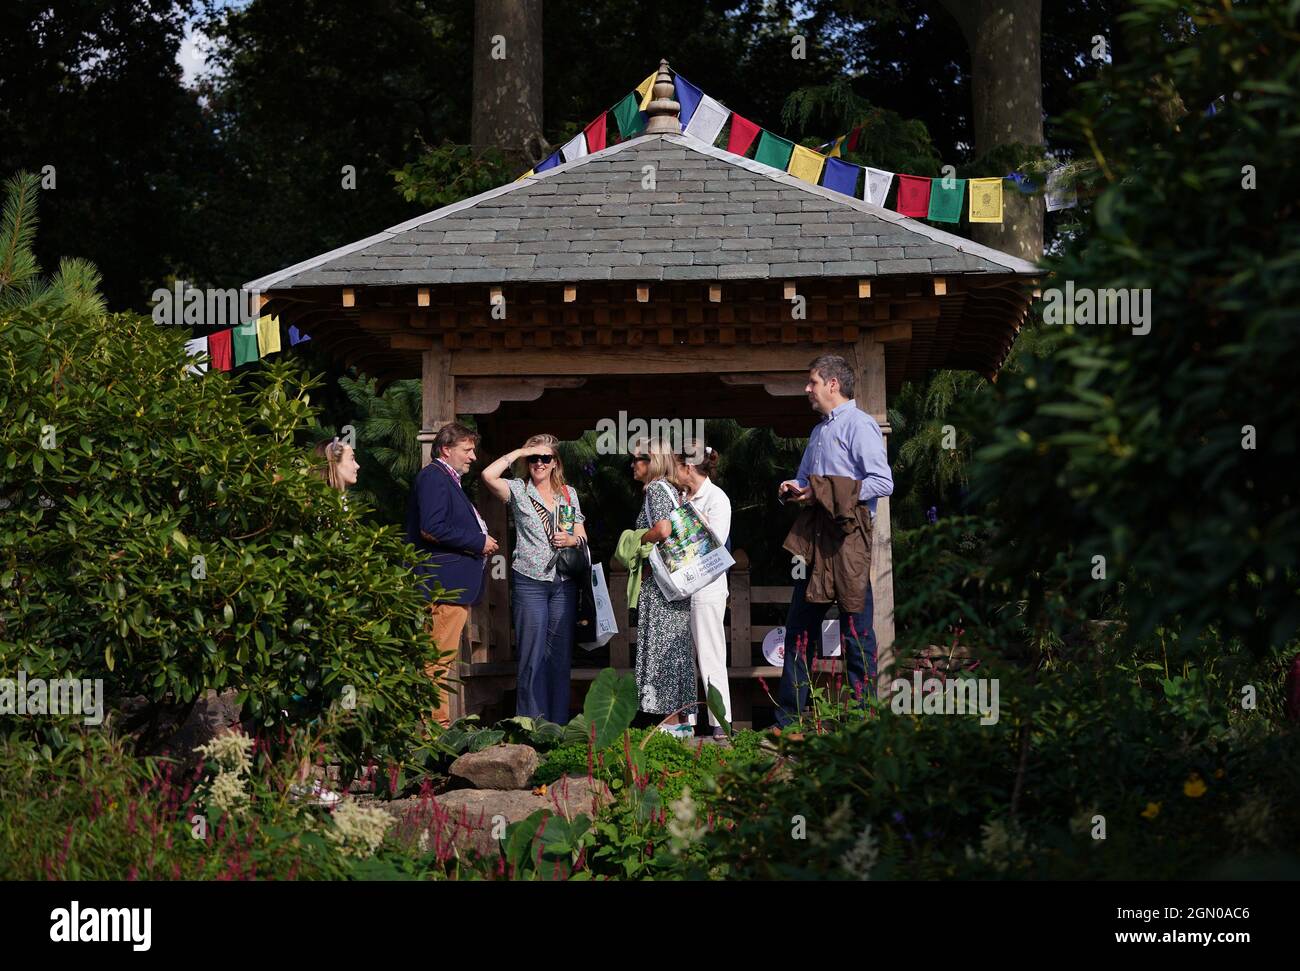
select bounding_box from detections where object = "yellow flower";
[1141,801,1162,819]
[1183,773,1207,798]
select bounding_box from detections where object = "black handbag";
[556,537,589,578]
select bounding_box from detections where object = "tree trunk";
[472,0,545,171]
[938,0,1044,262]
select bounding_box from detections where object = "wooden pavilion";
[245,63,1039,724]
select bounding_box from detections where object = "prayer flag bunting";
[612,91,645,139]
[846,126,862,152]
[787,144,826,184]
[184,336,208,375]
[927,178,966,223]
[862,167,894,207]
[675,75,703,131]
[821,156,860,196]
[256,313,282,355]
[535,150,561,173]
[232,322,260,366]
[754,130,795,171]
[895,174,932,217]
[560,132,588,163]
[516,168,534,181]
[726,113,761,156]
[827,135,845,158]
[968,177,1004,223]
[684,93,729,145]
[208,329,232,371]
[1045,166,1077,211]
[288,325,311,346]
[584,112,608,154]
[636,71,656,111]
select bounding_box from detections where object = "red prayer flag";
[846,126,862,152]
[726,113,760,156]
[208,329,233,371]
[895,174,932,217]
[584,112,607,154]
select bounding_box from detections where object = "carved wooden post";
[728,549,753,730]
[418,347,454,468]
[608,562,630,670]
[853,334,896,697]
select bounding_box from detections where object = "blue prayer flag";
[822,157,860,197]
[675,75,704,131]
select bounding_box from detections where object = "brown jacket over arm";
[782,474,874,612]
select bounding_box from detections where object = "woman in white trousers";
[676,447,733,739]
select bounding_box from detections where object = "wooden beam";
[417,287,431,307]
[858,280,871,299]
[708,284,722,303]
[449,344,828,376]
[390,333,435,350]
[636,285,650,303]
[455,377,587,414]
[933,277,947,296]
[342,288,355,308]
[563,285,577,303]
[872,321,913,343]
[783,280,796,301]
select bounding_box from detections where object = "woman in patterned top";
[629,435,695,738]
[482,434,587,724]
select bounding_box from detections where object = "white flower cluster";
[196,729,255,817]
[327,801,394,859]
[840,824,879,880]
[965,817,1032,873]
[1225,793,1275,850]
[667,786,706,854]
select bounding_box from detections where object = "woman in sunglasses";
[482,434,587,724]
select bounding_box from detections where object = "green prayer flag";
[613,92,645,139]
[927,178,966,223]
[232,322,260,366]
[754,130,795,170]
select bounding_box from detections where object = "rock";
[449,743,539,790]
[382,774,614,861]
[151,689,243,766]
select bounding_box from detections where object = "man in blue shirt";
[775,354,893,726]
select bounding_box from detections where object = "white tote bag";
[579,562,619,649]
[644,481,735,602]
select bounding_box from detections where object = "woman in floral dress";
[629,436,695,737]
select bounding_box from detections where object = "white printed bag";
[579,563,619,649]
[644,481,735,601]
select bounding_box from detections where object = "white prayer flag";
[684,93,730,146]
[184,336,209,375]
[863,167,894,207]
[561,132,588,163]
[1046,166,1077,212]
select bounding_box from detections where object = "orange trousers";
[425,602,468,728]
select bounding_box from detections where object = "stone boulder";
[383,774,613,860]
[449,743,539,790]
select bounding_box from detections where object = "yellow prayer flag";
[828,135,845,159]
[636,72,657,111]
[516,168,534,181]
[968,177,1004,223]
[256,313,281,356]
[787,144,826,184]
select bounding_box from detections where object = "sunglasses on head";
[630,454,651,463]
[526,454,554,465]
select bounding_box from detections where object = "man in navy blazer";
[406,421,498,724]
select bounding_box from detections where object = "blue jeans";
[513,570,576,725]
[775,577,876,726]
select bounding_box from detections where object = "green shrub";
[0,303,446,777]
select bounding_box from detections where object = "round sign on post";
[762,627,786,666]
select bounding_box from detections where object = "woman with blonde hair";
[482,433,587,724]
[312,438,360,495]
[626,435,695,738]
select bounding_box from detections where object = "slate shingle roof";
[246,132,1039,293]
